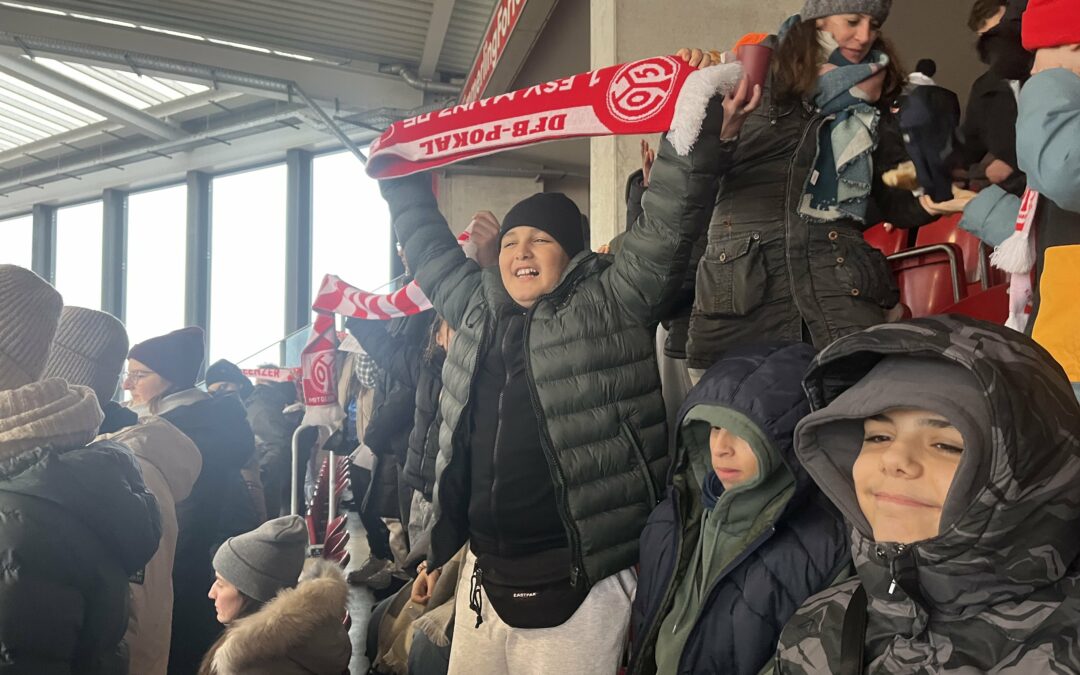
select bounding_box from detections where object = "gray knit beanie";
[0,265,63,391]
[42,307,129,404]
[213,516,308,602]
[801,0,892,22]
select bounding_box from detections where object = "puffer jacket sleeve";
[867,112,936,229]
[1017,68,1080,213]
[960,185,1021,248]
[601,99,732,325]
[346,317,423,390]
[379,173,482,331]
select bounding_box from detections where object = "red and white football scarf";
[990,187,1040,332]
[302,55,743,426]
[366,56,743,178]
[298,230,474,425]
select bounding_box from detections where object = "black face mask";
[977,27,1034,81]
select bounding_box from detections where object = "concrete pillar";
[435,173,545,236]
[588,0,801,248]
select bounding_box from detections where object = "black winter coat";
[403,352,444,499]
[0,439,161,675]
[629,344,849,675]
[349,313,432,466]
[161,391,257,675]
[347,313,433,520]
[685,79,934,370]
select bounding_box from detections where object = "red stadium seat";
[942,284,1009,324]
[864,223,908,256]
[889,244,966,318]
[915,214,994,293]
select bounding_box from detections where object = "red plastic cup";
[737,43,773,92]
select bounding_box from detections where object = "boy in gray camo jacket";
[775,315,1080,674]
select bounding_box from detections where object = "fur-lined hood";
[211,558,352,675]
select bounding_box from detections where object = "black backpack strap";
[839,584,868,675]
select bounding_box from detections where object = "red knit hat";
[1023,0,1080,51]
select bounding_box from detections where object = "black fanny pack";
[469,547,588,630]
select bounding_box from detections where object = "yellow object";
[1031,245,1080,384]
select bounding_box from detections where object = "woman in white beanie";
[0,265,161,675]
[678,0,947,379]
[198,516,352,675]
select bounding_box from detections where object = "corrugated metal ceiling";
[0,57,207,151]
[20,0,500,76]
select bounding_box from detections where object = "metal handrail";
[888,243,964,304]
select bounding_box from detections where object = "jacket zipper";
[674,527,778,672]
[627,487,685,675]
[782,112,827,333]
[489,320,516,552]
[874,542,913,596]
[522,300,587,588]
[431,306,490,567]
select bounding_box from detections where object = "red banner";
[460,0,529,104]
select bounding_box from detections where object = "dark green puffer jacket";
[381,118,731,589]
[776,316,1080,673]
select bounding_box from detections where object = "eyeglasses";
[122,370,154,384]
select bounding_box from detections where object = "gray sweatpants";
[447,548,636,675]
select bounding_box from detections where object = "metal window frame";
[101,187,127,319]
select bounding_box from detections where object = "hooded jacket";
[382,104,732,588]
[685,47,934,370]
[348,313,433,522]
[242,382,299,510]
[776,315,1080,673]
[404,346,445,500]
[0,379,162,675]
[158,389,258,675]
[959,67,1080,400]
[103,418,202,675]
[630,344,849,675]
[206,559,352,675]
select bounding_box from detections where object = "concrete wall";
[435,173,544,235]
[435,0,591,236]
[589,0,802,247]
[888,0,984,107]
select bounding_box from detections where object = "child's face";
[1033,44,1080,76]
[499,226,571,309]
[852,407,964,544]
[709,428,760,490]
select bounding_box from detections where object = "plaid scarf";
[799,42,887,223]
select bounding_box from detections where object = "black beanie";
[500,193,586,258]
[128,326,205,390]
[206,358,254,396]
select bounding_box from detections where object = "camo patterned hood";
[777,316,1080,673]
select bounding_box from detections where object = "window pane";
[210,164,287,365]
[0,215,33,269]
[55,201,103,310]
[127,185,187,346]
[312,151,392,305]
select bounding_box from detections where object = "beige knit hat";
[0,265,63,391]
[42,306,129,403]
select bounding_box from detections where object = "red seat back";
[915,214,989,292]
[864,223,907,256]
[942,284,1009,324]
[889,244,966,318]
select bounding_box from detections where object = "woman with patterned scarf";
[680,0,946,379]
